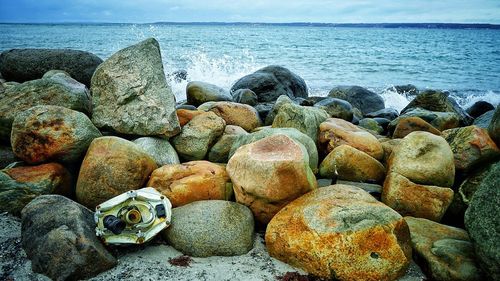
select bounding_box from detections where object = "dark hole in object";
[103,215,126,235]
[371,252,380,259]
[156,204,166,218]
[168,255,193,267]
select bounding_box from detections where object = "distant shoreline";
[1,22,499,29]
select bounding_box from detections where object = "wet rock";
[226,135,317,224]
[162,200,254,257]
[319,145,386,183]
[148,161,232,208]
[313,97,353,121]
[11,105,101,164]
[0,48,102,87]
[253,102,274,121]
[208,125,248,163]
[266,184,412,280]
[358,118,384,135]
[488,105,500,146]
[171,112,226,161]
[380,138,402,164]
[0,163,72,215]
[75,136,157,209]
[390,108,460,132]
[176,109,204,127]
[328,86,385,115]
[0,145,18,169]
[388,84,419,96]
[21,195,116,280]
[132,137,179,166]
[186,81,232,106]
[272,102,328,141]
[472,110,494,129]
[231,88,258,106]
[405,217,483,281]
[373,117,391,131]
[466,101,494,119]
[391,116,441,139]
[208,101,262,131]
[365,108,400,121]
[318,118,384,160]
[263,95,296,125]
[91,38,180,137]
[170,69,188,82]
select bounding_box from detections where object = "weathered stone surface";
[197,101,217,111]
[176,109,204,127]
[208,125,248,163]
[382,172,454,222]
[11,105,101,164]
[272,102,328,141]
[336,180,382,196]
[0,163,72,215]
[162,200,254,257]
[263,95,296,125]
[0,73,91,142]
[390,108,460,132]
[171,112,226,161]
[318,118,384,160]
[365,108,399,121]
[0,48,102,87]
[442,125,500,172]
[464,161,500,280]
[0,145,18,169]
[208,101,262,131]
[488,105,500,146]
[132,137,179,166]
[227,135,317,224]
[231,88,258,106]
[388,131,455,187]
[253,102,274,121]
[472,110,494,129]
[392,116,441,139]
[328,86,385,115]
[358,118,384,135]
[405,217,483,281]
[466,101,494,119]
[380,138,402,164]
[21,195,116,280]
[231,65,308,103]
[319,145,386,183]
[386,84,419,96]
[148,161,232,208]
[265,185,412,280]
[75,136,157,209]
[313,97,353,121]
[91,38,180,137]
[186,81,232,106]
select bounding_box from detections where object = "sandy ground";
[1,212,426,281]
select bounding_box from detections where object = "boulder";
[265,184,412,280]
[75,136,157,209]
[162,200,254,257]
[171,112,226,161]
[391,116,441,139]
[466,101,495,119]
[208,125,248,163]
[328,86,385,115]
[365,108,399,120]
[464,161,500,280]
[401,90,473,126]
[0,145,18,169]
[405,217,483,281]
[263,95,296,125]
[388,131,455,187]
[488,105,500,146]
[208,101,262,131]
[132,137,179,166]
[186,81,232,106]
[358,118,384,135]
[272,102,328,141]
[382,172,454,222]
[253,102,274,121]
[11,105,101,164]
[390,108,460,132]
[473,110,494,129]
[318,118,384,160]
[319,145,386,183]
[442,125,500,172]
[0,72,91,142]
[226,135,317,224]
[380,138,402,164]
[21,195,116,280]
[230,65,308,102]
[0,48,102,87]
[147,161,232,208]
[0,163,72,215]
[231,88,258,106]
[176,109,204,127]
[197,101,217,111]
[313,97,353,121]
[387,84,419,96]
[91,38,180,137]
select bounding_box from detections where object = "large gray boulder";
[328,86,385,115]
[162,200,254,257]
[231,65,308,103]
[21,195,116,280]
[313,97,353,121]
[132,137,180,167]
[0,48,102,87]
[186,81,232,106]
[272,102,328,141]
[91,38,180,137]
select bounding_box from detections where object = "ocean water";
[1,23,499,112]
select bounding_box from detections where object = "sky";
[0,0,499,24]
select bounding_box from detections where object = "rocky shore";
[0,37,499,281]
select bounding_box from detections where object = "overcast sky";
[0,0,499,24]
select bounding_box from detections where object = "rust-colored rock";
[75,136,157,209]
[176,109,204,127]
[380,138,402,164]
[265,184,412,281]
[226,134,317,224]
[318,118,384,160]
[147,161,233,207]
[208,101,262,131]
[392,116,441,139]
[382,172,454,222]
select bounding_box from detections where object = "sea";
[1,23,499,112]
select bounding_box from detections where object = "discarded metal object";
[95,187,172,244]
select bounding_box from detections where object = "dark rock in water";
[170,69,188,82]
[21,195,117,280]
[0,48,102,87]
[186,81,232,106]
[328,86,385,115]
[232,88,258,106]
[401,90,473,126]
[91,38,180,137]
[231,65,308,103]
[464,162,500,280]
[388,84,419,96]
[488,105,500,146]
[0,145,18,169]
[473,110,494,129]
[365,108,399,121]
[313,97,353,121]
[253,102,274,120]
[373,117,391,131]
[466,101,495,119]
[0,163,72,215]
